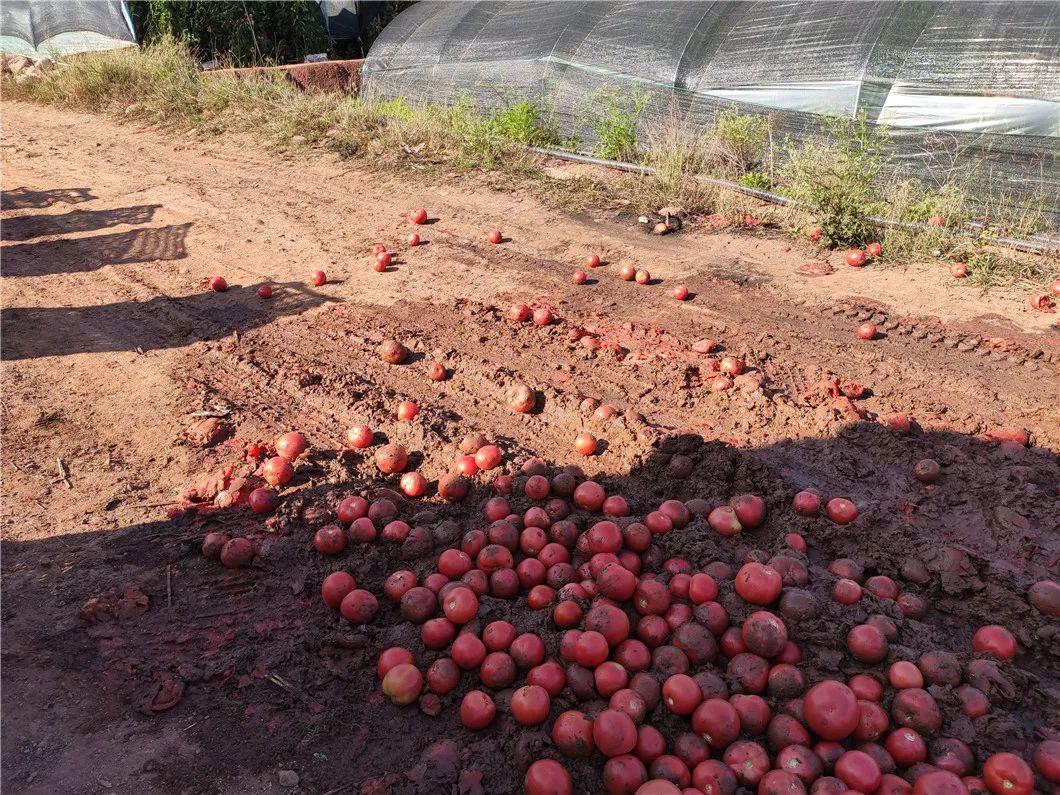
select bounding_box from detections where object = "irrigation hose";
[528,146,1057,254]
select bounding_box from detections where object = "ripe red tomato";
[672,284,689,300]
[982,752,1034,795]
[524,759,572,795]
[825,497,858,524]
[310,270,327,286]
[857,322,877,340]
[971,625,1017,660]
[460,690,496,729]
[486,229,503,244]
[510,684,551,725]
[345,424,373,449]
[804,680,859,740]
[573,432,597,456]
[572,270,587,285]
[257,284,272,299]
[209,276,228,292]
[845,249,867,267]
[409,208,428,224]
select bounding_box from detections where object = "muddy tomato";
[731,494,766,528]
[425,657,459,695]
[741,611,788,657]
[825,497,858,524]
[835,750,881,793]
[374,443,408,474]
[532,307,554,326]
[340,589,378,624]
[321,571,356,608]
[220,537,254,568]
[594,709,638,757]
[524,759,572,795]
[792,490,820,516]
[399,471,427,498]
[511,684,551,725]
[553,710,595,758]
[707,506,742,537]
[377,647,414,679]
[202,531,229,560]
[399,586,437,624]
[314,524,347,555]
[971,625,1017,660]
[381,663,422,705]
[261,456,293,487]
[507,382,537,413]
[460,690,496,730]
[982,753,1034,795]
[734,562,783,605]
[804,680,859,741]
[857,322,878,340]
[209,275,228,292]
[574,432,598,456]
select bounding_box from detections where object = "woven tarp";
[362,1,1060,222]
[0,0,136,59]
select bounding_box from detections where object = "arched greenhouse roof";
[363,1,1060,220]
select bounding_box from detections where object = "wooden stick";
[166,566,173,607]
[56,458,72,489]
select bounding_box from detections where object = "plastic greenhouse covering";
[0,0,136,59]
[362,1,1060,223]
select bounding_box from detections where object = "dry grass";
[5,40,1053,287]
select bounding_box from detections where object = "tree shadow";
[1,423,1056,793]
[0,281,338,360]
[1,223,192,276]
[1,186,95,211]
[1,204,162,242]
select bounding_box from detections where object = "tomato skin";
[524,759,573,795]
[982,752,1034,795]
[971,625,1017,660]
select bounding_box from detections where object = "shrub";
[781,113,890,247]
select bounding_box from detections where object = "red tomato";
[257,284,272,299]
[409,208,428,224]
[310,270,327,286]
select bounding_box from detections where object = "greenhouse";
[363,1,1060,220]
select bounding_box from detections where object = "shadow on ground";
[1,222,192,276]
[1,422,1056,793]
[1,282,337,360]
[1,204,162,242]
[2,186,96,211]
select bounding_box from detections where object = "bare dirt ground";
[1,101,1058,794]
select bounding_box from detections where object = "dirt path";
[2,102,1058,794]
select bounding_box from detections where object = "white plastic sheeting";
[0,0,136,59]
[363,1,1060,219]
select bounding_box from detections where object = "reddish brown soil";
[208,59,363,94]
[2,102,1058,794]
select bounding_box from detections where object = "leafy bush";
[580,88,648,160]
[781,113,890,247]
[130,0,329,66]
[489,100,560,147]
[737,170,771,191]
[708,109,772,177]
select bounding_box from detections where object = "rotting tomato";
[381,663,422,705]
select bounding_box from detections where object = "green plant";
[129,1,329,66]
[737,170,771,191]
[489,100,559,147]
[579,88,648,160]
[781,112,891,247]
[963,249,1052,290]
[708,109,772,177]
